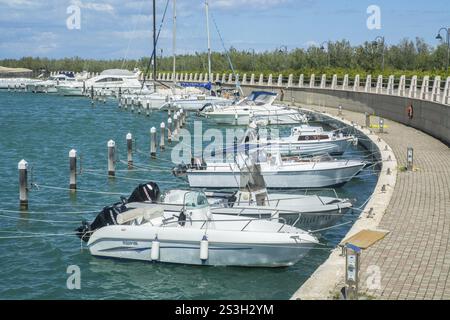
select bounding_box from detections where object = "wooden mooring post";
[18,159,28,210]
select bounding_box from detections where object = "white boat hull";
[187,163,365,189]
[88,225,314,267]
[254,138,353,156]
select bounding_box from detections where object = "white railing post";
[250,74,255,85]
[268,74,273,86]
[353,75,360,91]
[194,73,198,81]
[420,76,430,100]
[442,77,450,104]
[387,75,395,95]
[258,74,264,86]
[408,76,417,98]
[288,74,294,87]
[277,74,283,87]
[376,75,383,94]
[331,74,337,89]
[221,73,226,83]
[298,74,304,88]
[310,74,315,88]
[199,73,203,82]
[397,75,406,96]
[342,74,349,90]
[242,74,247,85]
[320,74,326,88]
[431,76,441,102]
[365,75,372,93]
[235,74,240,86]
[227,73,232,84]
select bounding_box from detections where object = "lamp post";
[372,36,385,71]
[320,41,330,67]
[436,27,450,72]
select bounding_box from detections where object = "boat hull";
[256,138,353,156]
[88,226,314,267]
[187,163,365,189]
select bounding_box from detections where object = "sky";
[0,0,449,59]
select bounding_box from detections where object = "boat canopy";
[242,91,278,106]
[179,82,212,90]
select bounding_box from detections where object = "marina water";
[0,91,378,299]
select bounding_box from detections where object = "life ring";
[406,104,414,120]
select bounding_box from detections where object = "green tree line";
[1,38,448,78]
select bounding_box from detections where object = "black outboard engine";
[76,202,127,242]
[127,182,160,203]
[172,163,189,177]
[76,182,161,242]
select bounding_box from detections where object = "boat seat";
[116,206,164,225]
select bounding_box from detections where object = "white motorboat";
[26,74,76,93]
[243,124,356,156]
[0,78,40,90]
[76,186,318,267]
[175,151,366,189]
[200,91,308,126]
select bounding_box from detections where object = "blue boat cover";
[179,82,212,90]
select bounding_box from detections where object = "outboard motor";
[76,182,161,242]
[76,202,127,242]
[127,182,160,203]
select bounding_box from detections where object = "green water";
[0,91,378,299]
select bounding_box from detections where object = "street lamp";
[372,36,385,71]
[320,41,330,67]
[436,27,450,72]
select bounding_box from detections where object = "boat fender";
[200,235,209,261]
[352,137,359,146]
[151,235,160,261]
[178,210,186,227]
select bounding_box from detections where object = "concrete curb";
[290,106,398,300]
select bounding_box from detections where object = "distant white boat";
[0,78,40,90]
[26,74,76,93]
[200,91,308,126]
[177,152,365,189]
[243,124,356,156]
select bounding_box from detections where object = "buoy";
[151,235,160,261]
[200,235,209,261]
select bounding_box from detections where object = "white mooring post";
[126,133,133,169]
[267,74,273,86]
[277,74,283,87]
[69,149,77,190]
[242,74,247,85]
[150,127,157,159]
[173,114,178,141]
[250,74,255,85]
[160,122,166,150]
[376,75,383,94]
[107,140,116,177]
[398,75,406,97]
[18,159,28,210]
[167,117,173,143]
[287,74,293,88]
[320,74,326,88]
[258,74,264,86]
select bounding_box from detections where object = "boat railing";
[160,216,289,233]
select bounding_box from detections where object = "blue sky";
[0,0,449,59]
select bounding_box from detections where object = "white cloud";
[0,0,44,9]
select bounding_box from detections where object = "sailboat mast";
[205,0,212,84]
[152,0,157,91]
[172,0,176,84]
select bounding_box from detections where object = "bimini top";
[100,69,135,76]
[248,91,277,100]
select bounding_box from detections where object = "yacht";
[199,91,308,126]
[26,73,76,93]
[243,124,357,156]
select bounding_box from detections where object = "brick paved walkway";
[311,105,450,300]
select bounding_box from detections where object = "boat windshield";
[183,191,209,209]
[241,91,277,106]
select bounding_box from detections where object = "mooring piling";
[150,127,157,159]
[127,133,133,169]
[160,122,166,150]
[168,117,173,143]
[173,114,179,140]
[107,140,116,177]
[407,147,414,170]
[18,159,28,210]
[69,149,77,190]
